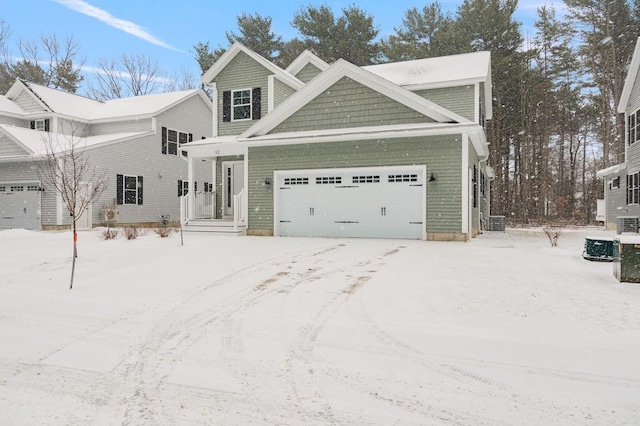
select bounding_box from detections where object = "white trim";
[201,42,304,91]
[241,59,471,139]
[402,78,486,92]
[267,75,275,113]
[461,134,469,235]
[230,88,253,122]
[619,37,640,113]
[285,50,330,75]
[188,156,195,220]
[244,146,249,226]
[474,82,480,124]
[209,82,218,137]
[273,164,427,239]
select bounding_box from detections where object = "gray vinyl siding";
[626,72,640,170]
[247,134,463,233]
[90,119,152,136]
[14,91,45,113]
[271,77,435,134]
[57,119,91,137]
[216,52,271,136]
[413,85,475,121]
[0,137,29,156]
[294,63,323,83]
[273,79,297,111]
[0,116,25,127]
[605,175,628,225]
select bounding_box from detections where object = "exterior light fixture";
[428,172,437,182]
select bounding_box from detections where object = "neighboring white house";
[181,43,493,241]
[0,80,213,230]
[598,37,640,232]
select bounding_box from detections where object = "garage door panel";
[0,183,42,230]
[276,167,425,239]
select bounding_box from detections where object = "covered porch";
[180,137,248,233]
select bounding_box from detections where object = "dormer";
[201,43,304,137]
[286,50,330,83]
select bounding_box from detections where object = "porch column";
[244,146,249,224]
[209,82,218,137]
[188,155,195,221]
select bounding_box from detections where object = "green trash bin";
[613,236,640,283]
[583,236,614,262]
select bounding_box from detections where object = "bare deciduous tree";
[85,53,164,100]
[163,66,200,92]
[37,123,108,289]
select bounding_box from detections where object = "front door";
[223,162,244,217]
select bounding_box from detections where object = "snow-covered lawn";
[0,227,638,425]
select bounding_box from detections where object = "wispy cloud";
[51,0,183,52]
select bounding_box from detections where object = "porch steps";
[182,219,246,235]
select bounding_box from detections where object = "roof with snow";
[0,95,25,115]
[3,80,209,121]
[0,124,147,156]
[363,51,491,88]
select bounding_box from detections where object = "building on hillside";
[598,37,640,232]
[181,43,494,241]
[0,79,212,230]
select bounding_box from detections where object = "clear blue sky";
[2,0,565,88]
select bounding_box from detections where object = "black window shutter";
[44,119,50,132]
[194,182,197,192]
[137,176,143,205]
[116,174,123,205]
[161,126,167,154]
[178,180,183,197]
[252,87,261,120]
[222,91,231,122]
[188,133,193,142]
[30,120,35,129]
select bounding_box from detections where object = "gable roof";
[2,80,210,122]
[241,59,471,138]
[286,50,330,76]
[619,37,640,113]
[0,124,148,157]
[201,42,304,91]
[364,51,492,119]
[0,94,25,116]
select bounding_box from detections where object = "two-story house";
[598,37,640,232]
[0,79,213,230]
[182,43,493,241]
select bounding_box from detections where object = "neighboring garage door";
[0,182,42,230]
[275,166,425,239]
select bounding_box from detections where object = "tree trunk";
[70,218,77,290]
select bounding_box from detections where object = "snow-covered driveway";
[0,228,638,425]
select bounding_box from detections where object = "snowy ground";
[0,227,639,425]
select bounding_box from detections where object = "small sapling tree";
[38,123,108,289]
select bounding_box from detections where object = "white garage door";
[275,166,425,239]
[0,182,42,230]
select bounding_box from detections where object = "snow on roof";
[20,82,203,121]
[363,51,491,88]
[0,124,147,155]
[89,89,201,120]
[0,95,25,115]
[24,82,102,118]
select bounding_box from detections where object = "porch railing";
[180,191,216,224]
[233,188,246,231]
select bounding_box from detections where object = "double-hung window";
[627,172,640,205]
[161,127,193,155]
[629,109,640,146]
[222,88,261,122]
[116,174,143,205]
[232,89,252,120]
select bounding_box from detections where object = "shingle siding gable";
[413,85,475,122]
[626,72,640,171]
[270,76,435,134]
[216,51,271,136]
[294,63,323,83]
[14,91,46,113]
[0,136,30,156]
